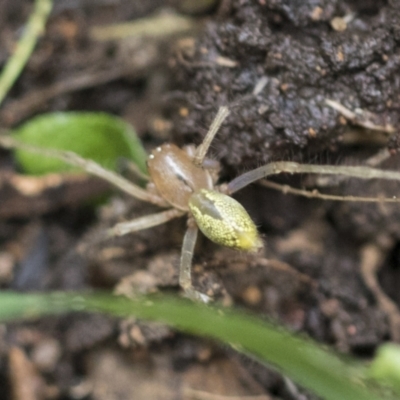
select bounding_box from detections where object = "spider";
[2,106,400,302]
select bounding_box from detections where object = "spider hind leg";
[107,209,184,237]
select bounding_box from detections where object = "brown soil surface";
[1,1,400,399]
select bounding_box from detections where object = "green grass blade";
[0,291,389,400]
[0,0,53,106]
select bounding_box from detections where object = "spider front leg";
[193,106,230,166]
[180,220,211,303]
[0,136,168,207]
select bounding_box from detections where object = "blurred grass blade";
[12,112,147,175]
[90,12,196,41]
[368,344,400,395]
[0,0,53,106]
[0,291,389,400]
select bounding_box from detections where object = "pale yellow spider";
[2,107,400,302]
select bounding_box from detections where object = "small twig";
[365,148,392,167]
[252,77,268,96]
[0,0,53,107]
[176,51,237,69]
[260,179,400,203]
[257,258,317,288]
[325,99,395,134]
[183,387,272,400]
[214,56,238,68]
[90,13,196,41]
[360,244,400,342]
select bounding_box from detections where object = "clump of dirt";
[170,0,400,168]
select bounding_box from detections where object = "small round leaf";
[13,112,147,175]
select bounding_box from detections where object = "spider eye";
[188,189,263,252]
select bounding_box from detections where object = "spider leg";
[180,222,211,303]
[227,161,400,194]
[119,158,150,181]
[184,142,221,184]
[0,136,167,207]
[193,106,230,166]
[108,209,184,237]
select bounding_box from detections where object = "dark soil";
[1,1,400,399]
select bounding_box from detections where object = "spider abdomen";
[188,189,263,252]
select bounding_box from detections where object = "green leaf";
[12,112,147,175]
[0,291,391,400]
